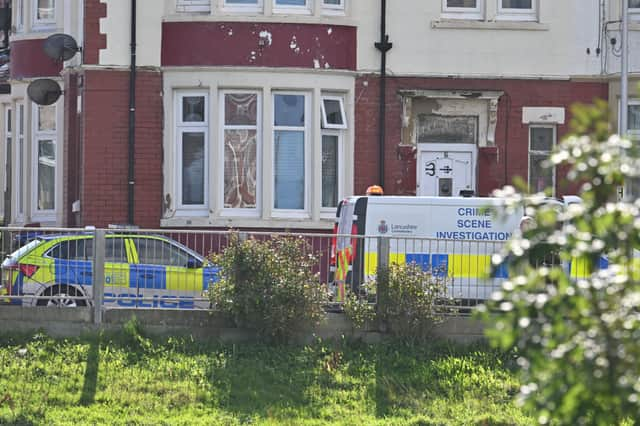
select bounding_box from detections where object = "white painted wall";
[354,0,604,78]
[99,0,163,67]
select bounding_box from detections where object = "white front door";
[417,143,476,197]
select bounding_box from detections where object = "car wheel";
[37,285,87,308]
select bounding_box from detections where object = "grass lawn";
[0,323,532,425]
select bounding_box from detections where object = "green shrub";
[344,262,450,342]
[482,100,640,425]
[209,234,329,342]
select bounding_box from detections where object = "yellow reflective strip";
[448,254,492,278]
[364,252,406,276]
[165,266,201,291]
[125,239,138,264]
[570,257,592,278]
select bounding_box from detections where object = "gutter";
[374,0,392,189]
[128,0,136,224]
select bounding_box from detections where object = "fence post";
[376,236,390,331]
[93,229,105,326]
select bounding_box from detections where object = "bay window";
[222,91,260,212]
[15,104,24,220]
[176,92,208,212]
[273,93,308,211]
[166,74,352,228]
[33,104,56,216]
[274,0,311,14]
[33,0,55,27]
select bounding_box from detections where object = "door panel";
[418,144,476,196]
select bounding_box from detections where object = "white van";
[331,196,524,303]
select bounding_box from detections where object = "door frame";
[416,143,478,196]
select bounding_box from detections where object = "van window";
[336,200,356,249]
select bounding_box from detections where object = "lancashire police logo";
[378,220,389,234]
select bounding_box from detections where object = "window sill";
[432,19,549,31]
[161,216,334,230]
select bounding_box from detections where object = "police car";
[1,233,219,309]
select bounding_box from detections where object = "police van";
[330,195,524,303]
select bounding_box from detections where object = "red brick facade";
[83,0,107,65]
[10,39,62,79]
[354,76,609,197]
[79,69,162,228]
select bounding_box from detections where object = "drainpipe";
[128,0,137,224]
[374,0,392,189]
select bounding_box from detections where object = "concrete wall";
[0,306,486,344]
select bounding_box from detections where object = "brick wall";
[83,0,107,65]
[354,76,608,197]
[81,69,163,228]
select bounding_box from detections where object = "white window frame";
[272,91,310,217]
[528,124,556,195]
[3,106,10,207]
[496,0,537,21]
[176,0,211,13]
[273,0,312,15]
[219,90,262,217]
[15,0,25,32]
[32,0,56,29]
[175,91,209,214]
[321,96,347,130]
[625,99,640,140]
[15,103,24,221]
[222,0,263,12]
[31,103,57,220]
[322,0,344,12]
[320,130,342,215]
[441,0,484,20]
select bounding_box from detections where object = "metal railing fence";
[0,226,520,322]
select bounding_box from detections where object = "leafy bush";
[344,262,450,342]
[209,234,329,342]
[482,100,640,425]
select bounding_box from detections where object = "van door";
[417,143,476,196]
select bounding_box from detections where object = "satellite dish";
[27,79,62,105]
[43,33,80,62]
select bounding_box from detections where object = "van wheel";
[37,285,87,308]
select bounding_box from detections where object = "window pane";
[324,0,341,4]
[225,93,257,125]
[631,0,640,8]
[274,95,305,127]
[322,135,338,208]
[38,139,55,210]
[529,154,553,193]
[274,130,304,209]
[224,129,257,208]
[530,127,553,151]
[182,132,205,205]
[323,99,344,126]
[38,105,55,131]
[628,104,640,131]
[134,238,190,267]
[502,0,532,8]
[37,0,55,20]
[447,0,476,7]
[182,96,205,122]
[276,0,307,5]
[226,0,258,3]
[106,238,127,263]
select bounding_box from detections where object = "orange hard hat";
[366,185,384,196]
